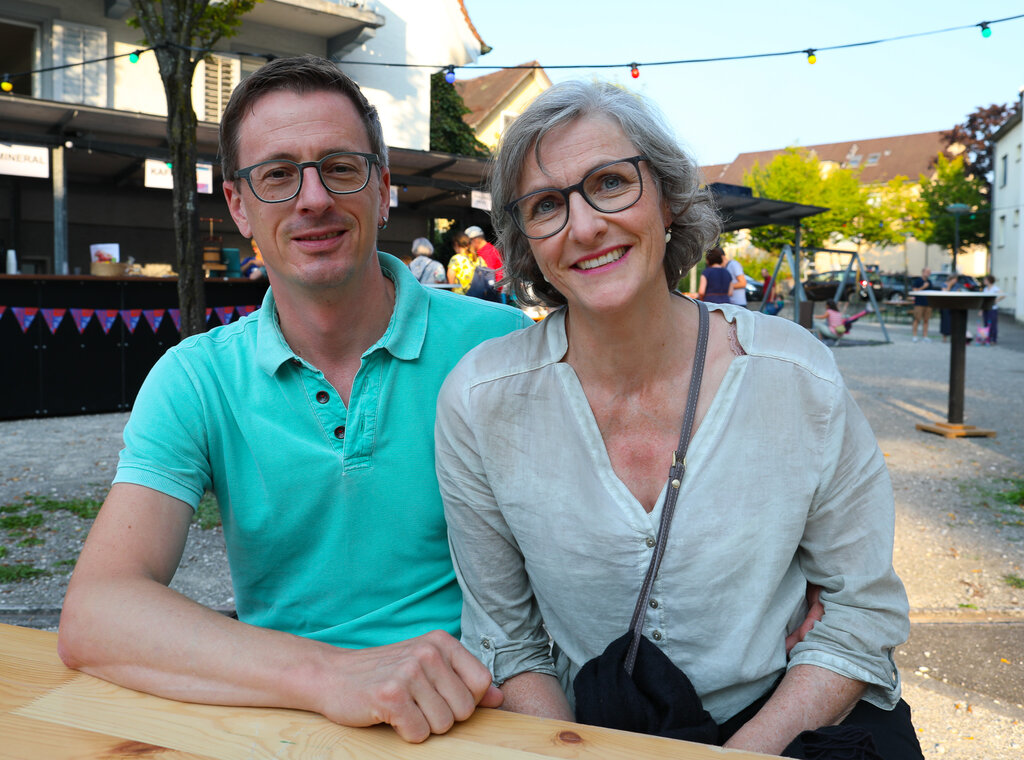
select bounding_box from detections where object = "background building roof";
[454,62,542,129]
[703,131,952,186]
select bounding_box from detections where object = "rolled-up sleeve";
[435,367,557,685]
[788,381,909,709]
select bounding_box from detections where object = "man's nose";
[296,166,333,210]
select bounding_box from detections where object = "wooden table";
[912,291,998,439]
[0,624,775,759]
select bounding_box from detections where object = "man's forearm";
[722,664,866,755]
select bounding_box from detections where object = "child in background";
[980,274,1005,345]
[815,299,847,341]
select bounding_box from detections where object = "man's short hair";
[219,54,388,182]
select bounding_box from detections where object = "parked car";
[801,269,884,302]
[879,273,910,300]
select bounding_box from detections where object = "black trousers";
[719,686,924,760]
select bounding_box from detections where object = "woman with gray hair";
[435,81,918,757]
[408,236,446,285]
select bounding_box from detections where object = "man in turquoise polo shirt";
[59,56,530,742]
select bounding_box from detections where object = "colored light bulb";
[129,51,140,63]
[1,79,12,93]
[980,23,992,38]
[444,67,455,84]
[630,65,639,79]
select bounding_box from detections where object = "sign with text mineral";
[0,143,49,179]
[144,160,214,194]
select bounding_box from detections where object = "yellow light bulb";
[807,53,817,65]
[1,80,13,92]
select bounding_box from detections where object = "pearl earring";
[665,228,672,243]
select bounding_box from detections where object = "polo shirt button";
[316,390,329,404]
[334,426,346,439]
[651,630,662,641]
[645,537,656,548]
[649,599,659,609]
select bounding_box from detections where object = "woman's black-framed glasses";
[506,155,649,239]
[235,151,380,203]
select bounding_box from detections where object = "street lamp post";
[946,203,970,273]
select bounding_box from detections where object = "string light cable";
[1,13,1021,91]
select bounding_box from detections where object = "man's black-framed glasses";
[235,151,380,203]
[506,155,649,239]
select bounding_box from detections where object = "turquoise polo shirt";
[115,253,531,648]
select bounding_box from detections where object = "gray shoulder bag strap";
[624,299,710,675]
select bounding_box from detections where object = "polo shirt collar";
[255,252,428,376]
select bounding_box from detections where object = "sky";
[460,1,1024,167]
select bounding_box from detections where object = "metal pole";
[947,309,967,424]
[952,212,960,273]
[51,145,68,275]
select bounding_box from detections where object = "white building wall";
[991,119,1022,321]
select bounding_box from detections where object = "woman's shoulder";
[443,308,565,392]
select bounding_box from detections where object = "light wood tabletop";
[0,623,777,759]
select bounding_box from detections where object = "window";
[201,54,240,122]
[1000,154,1008,187]
[997,215,1006,247]
[52,21,107,106]
[866,153,881,166]
[0,19,38,97]
[501,110,519,134]
[847,155,862,168]
[1014,209,1020,228]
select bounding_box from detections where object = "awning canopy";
[711,183,827,232]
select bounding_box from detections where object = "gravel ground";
[1,311,1022,758]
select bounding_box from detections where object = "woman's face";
[516,115,672,317]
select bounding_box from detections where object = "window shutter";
[52,22,107,106]
[203,54,241,122]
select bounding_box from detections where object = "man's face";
[922,268,931,278]
[223,89,390,294]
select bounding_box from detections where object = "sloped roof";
[454,62,541,128]
[703,131,952,186]
[457,0,491,55]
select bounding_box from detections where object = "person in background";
[980,274,1004,345]
[938,273,964,342]
[58,54,532,743]
[465,225,504,280]
[723,248,747,307]
[815,299,847,342]
[447,232,484,294]
[436,79,918,758]
[908,267,933,343]
[408,237,446,286]
[241,239,267,279]
[698,247,734,303]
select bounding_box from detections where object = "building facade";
[990,108,1022,321]
[0,0,494,275]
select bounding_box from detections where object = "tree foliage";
[429,72,489,157]
[742,148,867,252]
[128,0,260,337]
[847,176,929,250]
[942,101,1021,190]
[918,153,989,259]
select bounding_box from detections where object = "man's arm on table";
[58,482,501,743]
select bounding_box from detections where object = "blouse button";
[649,599,659,609]
[651,630,663,641]
[316,390,329,404]
[481,638,491,649]
[645,537,656,548]
[334,426,346,440]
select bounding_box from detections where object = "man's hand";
[322,630,502,742]
[785,584,823,655]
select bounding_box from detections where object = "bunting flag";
[214,306,235,324]
[142,309,165,333]
[236,305,258,318]
[41,308,67,334]
[12,307,38,332]
[205,307,213,322]
[120,309,143,334]
[0,305,6,319]
[96,309,120,334]
[70,308,95,333]
[168,309,181,331]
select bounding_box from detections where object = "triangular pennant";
[214,306,235,325]
[12,307,38,332]
[168,309,181,331]
[96,309,120,334]
[236,305,257,318]
[142,309,165,333]
[41,308,67,334]
[0,305,7,319]
[120,309,142,333]
[70,308,95,333]
[205,307,213,322]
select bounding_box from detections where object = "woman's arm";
[499,672,574,721]
[723,665,865,754]
[698,274,707,297]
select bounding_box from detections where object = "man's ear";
[377,165,391,224]
[223,180,252,239]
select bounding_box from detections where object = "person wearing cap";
[447,232,486,295]
[408,237,446,285]
[465,225,503,280]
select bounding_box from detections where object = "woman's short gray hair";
[489,80,720,307]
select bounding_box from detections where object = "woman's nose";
[565,190,606,242]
